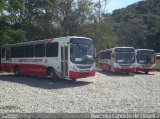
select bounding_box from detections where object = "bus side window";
[35,44,45,57]
[2,48,5,58]
[46,42,59,57]
[25,45,34,57]
[6,50,10,60]
[18,46,25,57]
[112,54,114,58]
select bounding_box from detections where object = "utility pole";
[97,0,101,52]
[97,0,108,52]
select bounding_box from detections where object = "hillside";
[111,0,160,51]
[0,0,160,52]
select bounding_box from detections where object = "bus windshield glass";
[137,50,155,64]
[70,38,95,64]
[115,52,135,64]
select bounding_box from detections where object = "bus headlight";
[130,64,136,68]
[114,63,121,68]
[91,63,96,71]
[73,66,79,72]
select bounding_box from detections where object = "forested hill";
[0,0,160,52]
[111,0,160,52]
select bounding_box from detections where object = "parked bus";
[99,47,135,73]
[1,36,96,80]
[155,53,160,71]
[135,49,156,74]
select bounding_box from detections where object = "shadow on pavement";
[0,74,92,90]
[97,70,135,77]
[134,72,155,75]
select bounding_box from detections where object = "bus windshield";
[137,51,155,64]
[70,38,95,64]
[115,52,135,64]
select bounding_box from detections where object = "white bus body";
[1,36,96,80]
[135,49,156,74]
[155,53,160,71]
[99,47,135,73]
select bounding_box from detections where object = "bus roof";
[99,47,134,52]
[155,52,160,55]
[1,36,92,47]
[114,47,134,49]
[156,52,160,57]
[135,49,154,51]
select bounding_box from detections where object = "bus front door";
[5,47,12,72]
[61,46,68,79]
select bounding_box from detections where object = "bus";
[99,47,135,73]
[135,49,156,74]
[155,53,160,71]
[1,36,96,81]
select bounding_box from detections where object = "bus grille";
[119,64,132,66]
[76,65,92,69]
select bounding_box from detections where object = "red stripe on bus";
[135,68,156,72]
[113,68,135,73]
[69,70,95,80]
[99,63,111,71]
[1,63,47,76]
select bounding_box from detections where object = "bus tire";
[125,72,129,75]
[71,79,77,82]
[48,68,56,80]
[145,71,148,74]
[14,67,20,76]
[108,66,111,73]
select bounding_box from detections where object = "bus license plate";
[122,66,129,69]
[80,73,89,76]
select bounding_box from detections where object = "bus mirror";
[86,55,94,61]
[112,54,114,57]
[67,42,70,44]
[95,50,96,58]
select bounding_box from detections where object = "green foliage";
[76,16,118,53]
[0,25,26,46]
[0,0,160,54]
[0,0,3,13]
[112,0,160,52]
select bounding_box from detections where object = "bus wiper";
[85,55,93,61]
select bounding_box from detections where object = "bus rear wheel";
[14,67,20,76]
[108,66,111,72]
[71,79,77,82]
[48,68,57,80]
[125,72,129,75]
[145,71,148,74]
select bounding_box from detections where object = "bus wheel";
[145,71,148,74]
[71,79,77,82]
[125,72,129,75]
[14,67,20,76]
[108,66,111,73]
[49,69,56,80]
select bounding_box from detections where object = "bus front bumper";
[114,68,135,73]
[135,68,156,72]
[69,70,96,80]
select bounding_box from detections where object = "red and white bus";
[135,49,156,74]
[155,53,160,71]
[99,47,135,73]
[1,36,96,80]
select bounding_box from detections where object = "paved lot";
[0,71,160,113]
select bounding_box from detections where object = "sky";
[104,0,142,13]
